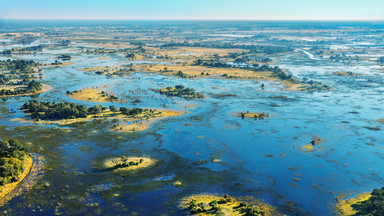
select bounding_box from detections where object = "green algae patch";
[104,156,155,172]
[335,193,371,216]
[179,194,284,216]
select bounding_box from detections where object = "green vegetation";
[153,84,204,99]
[186,194,265,216]
[238,112,269,120]
[0,138,28,185]
[350,187,384,216]
[0,59,43,96]
[58,55,71,61]
[0,80,42,96]
[21,100,159,121]
[111,156,143,169]
[1,45,46,55]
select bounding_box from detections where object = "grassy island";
[0,59,45,97]
[104,156,155,172]
[180,194,283,216]
[235,112,269,120]
[0,138,32,201]
[152,85,204,99]
[20,101,183,130]
[335,187,384,216]
[66,88,119,103]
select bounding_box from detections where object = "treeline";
[161,42,293,54]
[0,80,42,96]
[0,138,28,185]
[0,59,39,73]
[1,45,46,55]
[22,101,156,121]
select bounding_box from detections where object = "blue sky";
[1,0,383,20]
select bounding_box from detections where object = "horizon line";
[1,18,383,22]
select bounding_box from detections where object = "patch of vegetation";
[238,111,269,120]
[21,100,162,121]
[112,156,143,169]
[0,138,28,185]
[0,59,43,96]
[350,187,384,216]
[58,55,71,61]
[153,84,204,99]
[184,194,272,216]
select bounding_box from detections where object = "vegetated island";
[104,156,155,172]
[331,71,361,76]
[131,60,331,91]
[234,111,269,120]
[179,194,284,216]
[0,59,48,97]
[0,138,32,201]
[66,88,119,103]
[152,84,204,99]
[299,135,323,152]
[20,101,183,131]
[335,187,384,216]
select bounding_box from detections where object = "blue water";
[0,21,383,215]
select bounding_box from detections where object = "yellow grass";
[179,194,282,216]
[110,109,183,132]
[104,157,155,172]
[67,88,116,103]
[0,156,32,200]
[44,61,74,67]
[19,109,183,131]
[335,193,371,216]
[133,64,304,91]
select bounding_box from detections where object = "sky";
[1,0,383,20]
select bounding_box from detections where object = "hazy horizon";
[2,0,383,20]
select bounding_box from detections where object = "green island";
[152,84,204,99]
[0,138,33,200]
[335,187,384,216]
[235,112,269,120]
[180,194,284,216]
[104,156,155,172]
[0,59,45,97]
[20,101,182,130]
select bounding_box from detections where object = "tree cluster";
[0,138,28,185]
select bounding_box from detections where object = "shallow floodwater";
[0,41,383,216]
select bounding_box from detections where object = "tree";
[109,105,118,112]
[352,187,384,216]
